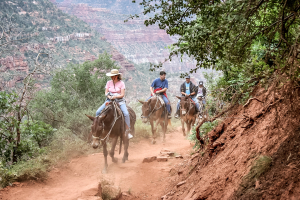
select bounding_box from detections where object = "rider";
[174,75,199,119]
[196,81,207,106]
[148,71,172,119]
[95,69,133,139]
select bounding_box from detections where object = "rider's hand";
[155,91,160,94]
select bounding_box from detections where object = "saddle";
[156,95,165,106]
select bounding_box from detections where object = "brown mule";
[138,95,170,144]
[86,100,136,174]
[176,96,197,136]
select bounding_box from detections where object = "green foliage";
[0,91,19,164]
[16,120,55,161]
[0,128,96,188]
[134,119,152,139]
[133,0,300,71]
[243,155,272,184]
[189,121,219,150]
[30,53,116,130]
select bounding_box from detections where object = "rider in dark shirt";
[174,76,200,119]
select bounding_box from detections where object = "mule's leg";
[109,136,118,163]
[102,141,108,174]
[181,119,186,136]
[150,120,156,144]
[160,121,165,142]
[187,120,191,135]
[122,133,129,163]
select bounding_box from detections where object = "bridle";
[141,95,163,119]
[180,97,194,117]
[92,100,122,142]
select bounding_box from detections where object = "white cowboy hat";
[106,69,121,76]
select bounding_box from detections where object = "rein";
[141,95,163,119]
[92,100,122,142]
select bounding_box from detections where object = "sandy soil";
[0,127,192,200]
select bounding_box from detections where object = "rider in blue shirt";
[148,71,172,118]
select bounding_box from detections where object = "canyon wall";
[54,0,208,79]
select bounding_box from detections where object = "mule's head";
[138,99,153,123]
[86,112,107,149]
[176,96,190,116]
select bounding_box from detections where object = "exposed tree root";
[243,97,264,108]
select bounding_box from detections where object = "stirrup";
[174,114,179,119]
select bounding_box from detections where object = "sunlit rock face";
[53,0,208,76]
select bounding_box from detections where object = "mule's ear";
[176,96,181,99]
[99,114,107,120]
[85,114,95,121]
[138,100,145,104]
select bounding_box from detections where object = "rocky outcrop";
[0,56,28,73]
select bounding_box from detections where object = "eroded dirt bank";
[160,82,300,200]
[0,128,192,200]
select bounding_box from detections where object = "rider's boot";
[126,129,133,139]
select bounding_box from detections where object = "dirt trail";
[0,127,192,200]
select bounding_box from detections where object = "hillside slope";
[0,0,132,89]
[160,82,300,199]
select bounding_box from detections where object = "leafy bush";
[0,91,19,164]
[134,119,152,139]
[189,121,219,150]
[16,120,55,161]
[30,53,116,130]
[0,128,97,188]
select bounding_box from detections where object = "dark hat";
[185,75,190,79]
[199,81,204,85]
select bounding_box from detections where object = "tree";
[131,0,300,77]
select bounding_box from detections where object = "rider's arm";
[105,88,109,96]
[150,87,155,96]
[156,88,167,94]
[190,92,195,96]
[111,89,125,99]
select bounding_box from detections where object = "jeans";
[176,97,200,114]
[96,100,130,128]
[147,94,171,114]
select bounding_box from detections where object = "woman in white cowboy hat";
[96,69,133,139]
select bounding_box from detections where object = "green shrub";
[0,127,97,188]
[133,119,152,139]
[189,121,219,150]
[244,155,272,181]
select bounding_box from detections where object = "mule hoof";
[102,168,107,174]
[112,157,118,163]
[122,158,126,163]
[152,140,156,144]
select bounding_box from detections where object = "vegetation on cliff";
[0,0,112,89]
[0,53,116,187]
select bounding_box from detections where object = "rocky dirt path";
[0,127,192,200]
